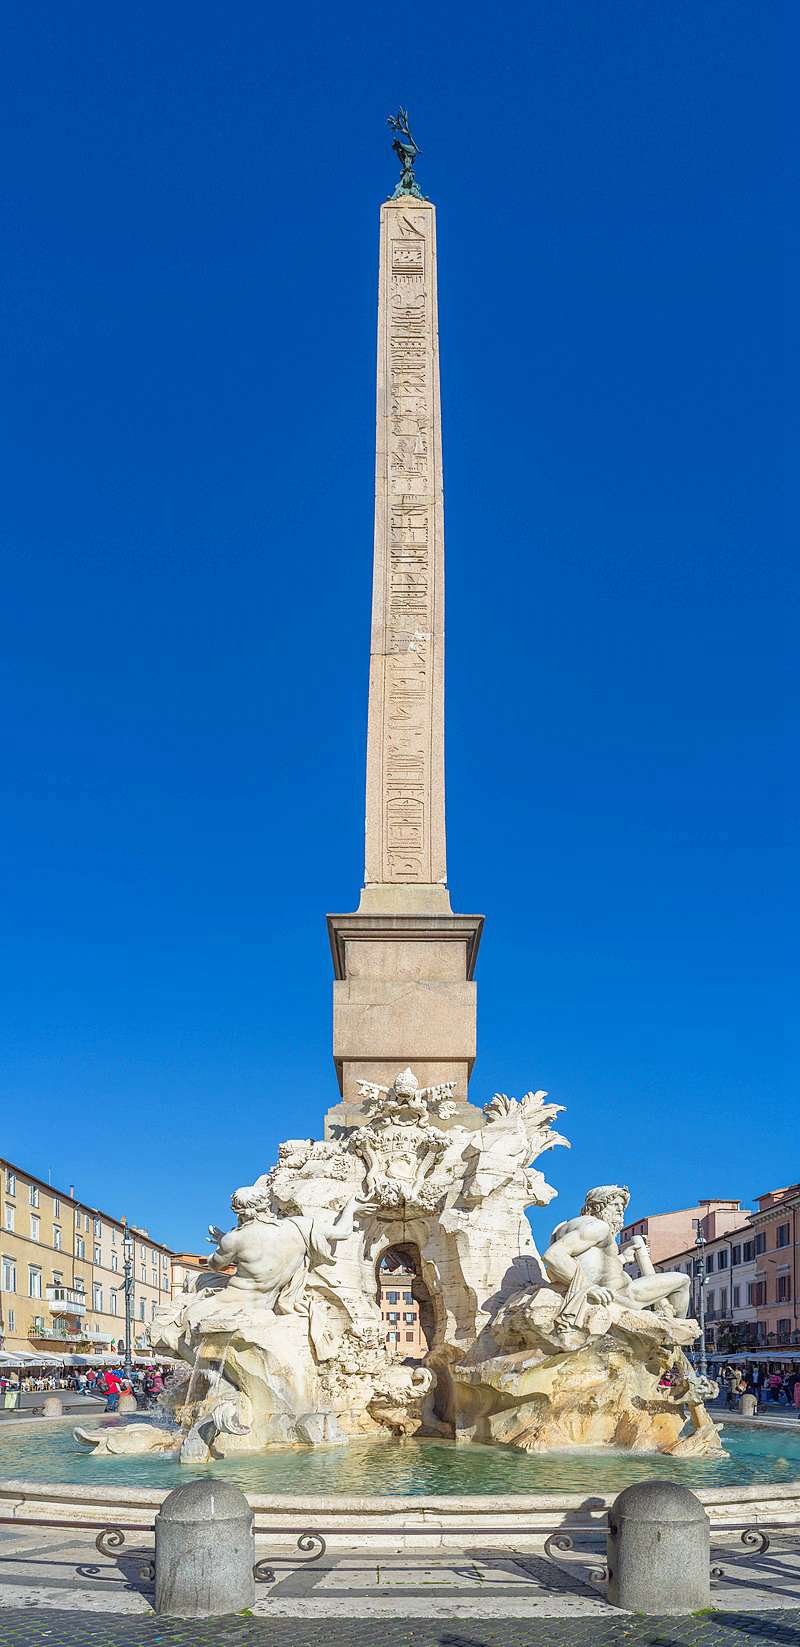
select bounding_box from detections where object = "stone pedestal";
[326,908,482,1120]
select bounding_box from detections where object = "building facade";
[621,1198,744,1265]
[379,1267,426,1358]
[653,1225,756,1355]
[651,1185,800,1358]
[749,1186,800,1349]
[170,1252,215,1294]
[0,1156,173,1359]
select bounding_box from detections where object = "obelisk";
[327,116,483,1130]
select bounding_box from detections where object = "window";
[93,1244,101,1265]
[139,1299,145,1321]
[2,1257,17,1292]
[707,1290,715,1312]
[755,1232,766,1255]
[53,1270,62,1285]
[29,1215,40,1242]
[705,1256,713,1273]
[778,1318,792,1336]
[388,1312,398,1323]
[93,1284,103,1312]
[719,1288,728,1315]
[4,1205,15,1233]
[111,1253,118,1272]
[733,1285,741,1308]
[53,1197,60,1218]
[732,1245,741,1265]
[111,1292,118,1315]
[93,1217,102,1238]
[717,1251,728,1270]
[28,1266,42,1299]
[7,1309,15,1333]
[777,1275,791,1302]
[140,1264,146,1283]
[406,1331,414,1342]
[76,1235,85,1260]
[386,1290,399,1304]
[777,1224,791,1249]
[53,1226,62,1251]
[151,1300,157,1320]
[31,1315,44,1335]
[28,1184,39,1208]
[748,1281,765,1307]
[742,1240,754,1262]
[4,1171,16,1196]
[388,1331,399,1342]
[403,1291,413,1304]
[404,1311,415,1323]
[111,1228,116,1246]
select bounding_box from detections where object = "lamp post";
[693,1219,707,1378]
[122,1230,134,1382]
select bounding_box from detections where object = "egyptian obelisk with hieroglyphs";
[327,115,483,1130]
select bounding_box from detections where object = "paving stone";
[1,1610,800,1646]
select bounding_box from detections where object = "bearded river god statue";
[80,1072,723,1463]
[451,1184,723,1456]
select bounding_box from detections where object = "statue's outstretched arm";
[209,1229,238,1271]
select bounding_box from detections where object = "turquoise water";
[1,1419,799,1495]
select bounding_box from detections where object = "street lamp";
[122,1230,134,1382]
[693,1219,707,1378]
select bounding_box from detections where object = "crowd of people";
[0,1363,173,1412]
[709,1361,800,1414]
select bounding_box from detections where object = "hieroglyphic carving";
[380,209,436,882]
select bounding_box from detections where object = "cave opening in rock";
[377,1243,434,1361]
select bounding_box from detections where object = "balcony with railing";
[29,1321,88,1341]
[46,1286,87,1316]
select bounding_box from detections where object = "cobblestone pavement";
[0,1609,799,1645]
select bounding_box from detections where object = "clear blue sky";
[2,3,791,1253]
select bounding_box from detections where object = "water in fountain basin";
[2,1421,797,1495]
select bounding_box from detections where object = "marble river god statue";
[75,1070,722,1463]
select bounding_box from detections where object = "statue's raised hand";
[207,1224,224,1245]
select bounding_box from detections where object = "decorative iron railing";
[0,1508,786,1594]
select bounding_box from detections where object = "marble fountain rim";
[1,1476,800,1520]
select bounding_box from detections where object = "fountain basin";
[0,1420,798,1548]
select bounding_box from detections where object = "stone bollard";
[740,1392,757,1417]
[117,1392,138,1416]
[607,1480,710,1614]
[155,1478,255,1618]
[41,1396,63,1418]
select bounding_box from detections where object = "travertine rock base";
[451,1338,723,1455]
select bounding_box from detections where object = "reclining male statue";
[490,1183,699,1356]
[542,1183,691,1325]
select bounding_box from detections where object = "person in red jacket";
[104,1369,122,1412]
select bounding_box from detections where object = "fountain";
[74,1068,723,1465]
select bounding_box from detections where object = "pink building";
[621,1198,744,1264]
